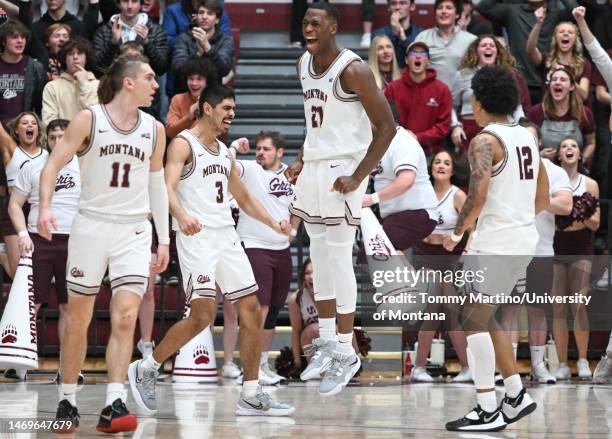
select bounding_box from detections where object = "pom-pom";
[556,193,599,230]
[354,328,372,357]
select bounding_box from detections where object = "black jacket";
[24,56,47,116]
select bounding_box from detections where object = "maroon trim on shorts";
[0,352,37,361]
[67,288,99,296]
[228,291,257,303]
[0,344,37,354]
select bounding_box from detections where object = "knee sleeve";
[326,225,357,314]
[263,306,281,330]
[466,332,496,390]
[305,223,335,302]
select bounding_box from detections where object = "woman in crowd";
[411,151,470,383]
[552,135,600,381]
[527,67,596,165]
[0,113,48,279]
[368,35,401,90]
[450,34,531,153]
[526,7,591,102]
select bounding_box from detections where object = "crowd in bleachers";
[0,0,610,385]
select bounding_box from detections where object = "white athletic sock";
[504,374,523,399]
[318,317,337,341]
[336,331,354,354]
[59,383,77,406]
[476,390,497,413]
[512,343,518,361]
[105,382,125,406]
[260,351,269,366]
[140,354,161,371]
[530,345,545,368]
[606,333,612,356]
[242,380,259,398]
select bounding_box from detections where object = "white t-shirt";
[535,159,572,256]
[236,160,294,250]
[372,127,438,220]
[14,156,81,235]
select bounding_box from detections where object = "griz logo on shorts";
[70,267,84,278]
[197,274,211,284]
[368,234,392,261]
[268,177,294,198]
[55,174,76,192]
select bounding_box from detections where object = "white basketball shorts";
[177,226,258,303]
[463,250,533,297]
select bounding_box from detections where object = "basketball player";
[286,1,396,395]
[233,130,300,384]
[37,56,170,433]
[443,66,549,431]
[128,85,295,417]
[8,119,83,384]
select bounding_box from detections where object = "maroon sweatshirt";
[384,68,452,156]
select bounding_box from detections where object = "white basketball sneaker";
[452,367,472,383]
[222,362,242,379]
[261,363,285,383]
[593,355,612,384]
[137,340,154,358]
[300,338,335,381]
[235,386,294,417]
[501,388,537,424]
[530,362,556,384]
[554,363,572,380]
[577,359,592,380]
[410,366,434,383]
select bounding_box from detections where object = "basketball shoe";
[593,354,612,383]
[445,405,507,432]
[235,385,295,416]
[300,338,335,380]
[96,398,137,433]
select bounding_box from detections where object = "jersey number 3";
[515,147,533,180]
[110,162,131,187]
[215,181,223,203]
[311,106,323,128]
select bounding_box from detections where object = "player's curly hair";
[471,66,519,116]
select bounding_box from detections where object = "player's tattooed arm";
[333,61,395,194]
[453,134,494,236]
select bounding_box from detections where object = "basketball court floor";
[1,375,610,438]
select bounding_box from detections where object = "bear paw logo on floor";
[1,324,17,343]
[193,345,209,364]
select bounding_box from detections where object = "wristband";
[370,192,380,205]
[290,228,297,238]
[450,231,463,243]
[158,238,170,245]
[18,231,29,238]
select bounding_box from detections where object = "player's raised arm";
[332,61,396,194]
[38,109,91,240]
[149,121,170,273]
[228,160,289,236]
[165,136,203,236]
[534,160,550,215]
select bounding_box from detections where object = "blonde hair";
[542,67,585,124]
[459,34,516,70]
[9,112,45,148]
[547,22,585,78]
[368,35,401,89]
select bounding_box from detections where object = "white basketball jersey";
[372,127,438,219]
[433,185,460,235]
[173,130,234,230]
[14,156,80,234]
[535,159,571,256]
[469,123,540,255]
[5,147,48,188]
[236,160,293,250]
[300,49,372,161]
[78,104,156,222]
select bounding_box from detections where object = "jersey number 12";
[515,147,533,180]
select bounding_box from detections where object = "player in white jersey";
[8,119,82,382]
[37,56,170,434]
[285,1,396,396]
[443,66,550,432]
[0,113,48,280]
[233,130,300,384]
[364,123,439,251]
[128,85,295,418]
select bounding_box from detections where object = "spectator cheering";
[41,36,98,125]
[384,42,452,156]
[94,0,169,76]
[371,0,423,68]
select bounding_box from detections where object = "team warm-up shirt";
[372,126,438,220]
[5,147,48,189]
[173,130,234,230]
[535,159,572,256]
[78,104,156,222]
[236,160,294,250]
[469,123,540,254]
[14,156,80,235]
[299,49,372,161]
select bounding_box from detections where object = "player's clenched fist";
[37,207,58,241]
[333,175,361,195]
[274,219,291,236]
[284,159,303,184]
[178,214,202,235]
